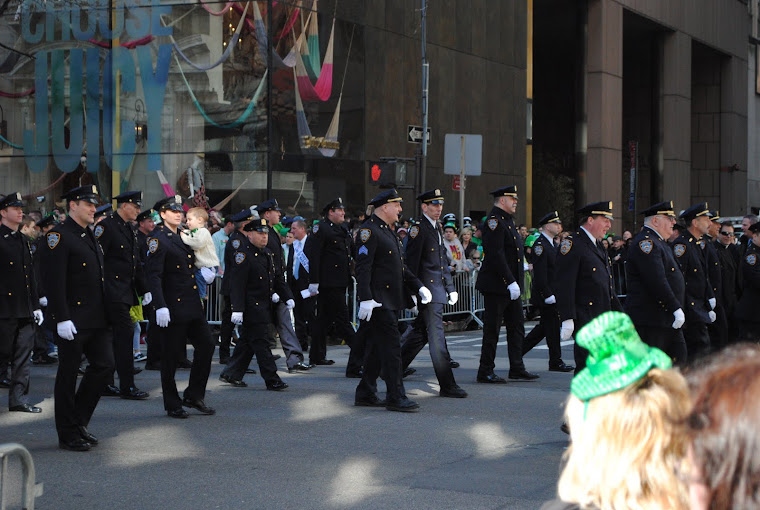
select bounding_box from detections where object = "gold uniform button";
[7,292,11,296]
[120,245,123,249]
[386,285,390,288]
[177,298,181,302]
[188,255,191,258]
[592,267,596,272]
[9,262,12,265]
[589,302,593,306]
[334,264,338,268]
[82,263,86,267]
[115,275,119,279]
[389,251,392,254]
[176,265,180,269]
[193,286,197,290]
[259,276,263,280]
[691,302,695,306]
[77,301,81,305]
[694,269,697,272]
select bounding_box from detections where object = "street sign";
[452,175,461,191]
[443,134,482,176]
[407,125,431,144]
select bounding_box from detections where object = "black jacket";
[624,226,685,328]
[94,213,147,305]
[404,218,454,305]
[530,232,558,306]
[735,242,760,322]
[714,240,740,314]
[311,218,353,288]
[672,232,714,324]
[475,206,524,296]
[220,230,248,296]
[354,214,422,311]
[228,243,288,323]
[287,235,317,293]
[0,224,38,319]
[703,235,722,307]
[40,217,107,329]
[266,230,293,301]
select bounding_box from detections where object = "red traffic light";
[371,164,382,182]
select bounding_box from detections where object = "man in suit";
[555,201,623,373]
[735,221,760,343]
[475,185,538,383]
[94,191,151,400]
[399,189,466,398]
[41,185,114,451]
[623,201,687,364]
[287,219,317,355]
[714,221,741,342]
[704,212,727,350]
[354,189,430,412]
[522,211,574,372]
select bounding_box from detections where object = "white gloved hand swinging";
[57,320,78,341]
[231,312,243,325]
[358,300,382,322]
[39,296,48,307]
[419,286,432,305]
[156,307,171,328]
[560,319,574,341]
[32,309,44,326]
[142,292,152,306]
[447,291,459,306]
[200,267,216,284]
[672,308,685,329]
[271,293,280,303]
[507,282,521,301]
[544,295,557,305]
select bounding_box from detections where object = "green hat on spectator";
[571,312,672,402]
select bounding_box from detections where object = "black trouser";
[636,325,688,365]
[221,322,279,384]
[311,286,362,372]
[155,317,214,411]
[32,318,50,360]
[707,305,728,351]
[737,320,760,344]
[0,319,34,407]
[218,295,234,362]
[105,302,136,391]
[683,320,711,363]
[292,290,315,352]
[355,309,406,403]
[400,302,457,390]
[144,306,161,365]
[55,327,114,442]
[479,293,525,376]
[522,303,562,366]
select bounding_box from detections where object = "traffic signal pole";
[420,0,429,194]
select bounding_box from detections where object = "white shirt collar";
[541,231,554,244]
[643,225,663,240]
[423,213,437,228]
[580,226,597,244]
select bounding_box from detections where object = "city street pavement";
[0,321,574,510]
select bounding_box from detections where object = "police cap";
[679,202,710,223]
[640,201,676,218]
[748,221,760,234]
[64,185,100,204]
[417,189,444,204]
[136,209,155,223]
[368,189,402,208]
[114,191,142,206]
[578,201,614,220]
[153,195,183,212]
[257,198,280,213]
[323,197,345,214]
[537,210,562,226]
[36,215,56,229]
[94,203,113,218]
[243,218,270,233]
[0,192,23,209]
[490,185,518,198]
[709,210,721,222]
[229,209,254,223]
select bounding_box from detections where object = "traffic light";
[368,160,406,187]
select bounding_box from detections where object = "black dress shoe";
[312,359,335,366]
[288,362,311,373]
[508,370,540,381]
[272,354,282,361]
[167,408,189,419]
[449,360,460,368]
[549,361,575,373]
[402,367,416,378]
[354,395,387,407]
[266,380,289,391]
[219,374,247,387]
[120,387,150,400]
[385,397,420,413]
[476,373,507,384]
[145,362,161,371]
[77,425,98,445]
[59,438,91,451]
[177,359,193,369]
[345,370,363,378]
[101,385,121,397]
[132,367,143,375]
[440,385,468,398]
[245,367,258,374]
[9,403,42,413]
[33,355,58,365]
[219,357,230,365]
[182,398,216,415]
[560,422,570,435]
[0,378,10,388]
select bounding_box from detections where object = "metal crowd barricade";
[0,443,42,510]
[206,275,224,325]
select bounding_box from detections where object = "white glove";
[544,295,557,305]
[447,291,459,306]
[32,309,44,326]
[419,286,432,305]
[507,282,521,301]
[57,320,78,341]
[708,298,716,310]
[286,299,295,310]
[308,283,319,296]
[231,312,243,325]
[672,308,685,329]
[708,310,716,323]
[560,319,574,341]
[358,300,382,322]
[410,295,418,314]
[39,296,48,307]
[142,292,152,306]
[200,267,216,284]
[156,307,171,328]
[271,293,280,303]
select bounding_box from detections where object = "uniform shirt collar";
[541,231,554,243]
[580,226,596,244]
[643,225,663,241]
[423,213,437,228]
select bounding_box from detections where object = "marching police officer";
[30,215,58,366]
[672,203,716,361]
[555,201,622,373]
[623,201,687,363]
[94,191,151,400]
[145,195,216,418]
[219,219,289,390]
[476,185,538,383]
[522,211,574,372]
[0,192,44,413]
[735,221,760,343]
[354,189,429,412]
[399,189,467,398]
[135,209,159,369]
[310,197,364,376]
[41,185,114,450]
[705,211,727,349]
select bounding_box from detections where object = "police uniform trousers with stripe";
[0,319,34,407]
[400,303,456,389]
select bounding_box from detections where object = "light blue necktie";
[293,240,300,280]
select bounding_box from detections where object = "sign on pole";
[408,125,432,144]
[452,175,460,191]
[444,134,482,232]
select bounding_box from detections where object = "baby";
[181,207,221,300]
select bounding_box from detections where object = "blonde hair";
[186,207,208,223]
[558,368,690,510]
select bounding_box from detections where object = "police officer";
[735,221,760,343]
[399,189,466,398]
[31,215,58,365]
[135,209,158,369]
[476,185,538,383]
[713,221,741,342]
[41,185,114,451]
[0,192,44,413]
[623,201,687,363]
[219,219,289,390]
[258,199,311,373]
[218,209,255,364]
[555,201,622,373]
[672,203,716,361]
[310,197,363,376]
[354,189,429,412]
[522,211,574,372]
[94,191,151,400]
[704,211,727,349]
[145,195,216,419]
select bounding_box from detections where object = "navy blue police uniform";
[704,212,727,349]
[735,222,760,343]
